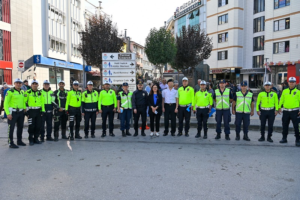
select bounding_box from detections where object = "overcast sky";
[87,0,185,46]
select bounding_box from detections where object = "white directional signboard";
[102,69,136,77]
[128,85,136,92]
[103,77,136,85]
[102,53,136,61]
[102,61,136,69]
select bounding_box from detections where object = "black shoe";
[109,133,115,137]
[203,132,207,139]
[280,139,287,143]
[122,131,126,137]
[267,136,273,143]
[9,143,19,149]
[46,137,54,141]
[258,136,265,142]
[91,135,95,138]
[84,135,88,139]
[17,141,26,146]
[40,138,45,142]
[296,140,300,147]
[215,133,221,140]
[141,131,146,137]
[133,131,138,137]
[185,133,189,137]
[177,132,183,137]
[34,139,42,144]
[243,134,250,141]
[75,134,82,139]
[235,133,240,141]
[61,129,68,139]
[225,134,230,140]
[126,130,131,136]
[101,133,106,138]
[171,133,175,137]
[195,132,201,138]
[163,132,168,136]
[29,140,34,146]
[69,136,74,140]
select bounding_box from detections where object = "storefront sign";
[33,55,90,71]
[175,0,202,19]
[240,68,266,74]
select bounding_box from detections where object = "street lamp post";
[54,62,58,90]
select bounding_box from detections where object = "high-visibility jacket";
[215,88,230,110]
[4,88,26,115]
[193,90,213,110]
[65,89,81,110]
[235,91,253,114]
[279,87,300,110]
[119,91,133,109]
[178,86,194,105]
[256,91,278,111]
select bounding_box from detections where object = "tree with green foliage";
[145,28,177,78]
[171,25,213,72]
[78,15,124,85]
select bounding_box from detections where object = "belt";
[165,103,176,106]
[282,108,299,111]
[102,104,114,107]
[196,106,210,109]
[261,107,274,110]
[216,108,230,110]
[28,107,41,110]
[69,106,81,110]
[46,110,53,113]
[179,104,190,107]
[84,108,98,111]
[11,108,24,112]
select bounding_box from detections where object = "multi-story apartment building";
[0,0,12,85]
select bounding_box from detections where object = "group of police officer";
[4,76,300,148]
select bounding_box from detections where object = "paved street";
[0,128,299,200]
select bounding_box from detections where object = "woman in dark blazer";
[148,84,162,137]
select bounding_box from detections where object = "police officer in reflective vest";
[193,80,213,139]
[40,80,55,142]
[256,81,278,142]
[177,77,194,137]
[25,80,45,145]
[65,80,82,140]
[117,82,133,137]
[98,81,117,137]
[53,80,68,140]
[132,80,148,137]
[82,81,98,138]
[232,81,254,141]
[278,77,300,147]
[4,78,26,148]
[213,79,233,140]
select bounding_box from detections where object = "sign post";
[102,53,136,91]
[18,60,25,80]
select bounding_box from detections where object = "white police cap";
[73,80,79,85]
[104,81,110,85]
[182,77,188,81]
[43,80,50,84]
[32,80,39,84]
[200,80,207,85]
[289,77,296,82]
[59,80,65,84]
[87,81,93,85]
[14,78,22,83]
[263,82,271,86]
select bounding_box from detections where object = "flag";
[265,62,271,72]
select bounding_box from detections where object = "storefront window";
[49,68,64,84]
[177,16,186,36]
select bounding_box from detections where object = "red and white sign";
[18,60,25,71]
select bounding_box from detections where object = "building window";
[273,41,290,54]
[253,55,264,68]
[218,32,228,43]
[274,18,290,31]
[0,30,2,60]
[274,0,290,9]
[218,14,228,25]
[253,16,265,33]
[218,0,228,7]
[253,36,264,51]
[177,15,186,36]
[218,51,228,60]
[189,9,200,27]
[49,68,64,84]
[254,0,265,13]
[0,0,2,21]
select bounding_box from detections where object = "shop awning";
[269,60,300,66]
[240,68,269,74]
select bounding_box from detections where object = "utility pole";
[264,58,269,83]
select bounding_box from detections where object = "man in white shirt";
[162,79,178,136]
[160,79,168,91]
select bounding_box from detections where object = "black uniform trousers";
[235,113,250,134]
[40,111,53,139]
[149,113,161,132]
[68,107,82,135]
[54,110,68,132]
[282,110,300,140]
[164,103,176,134]
[178,106,191,133]
[28,109,42,141]
[196,108,209,133]
[7,111,25,144]
[260,109,275,136]
[134,105,147,131]
[102,105,114,133]
[84,111,97,135]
